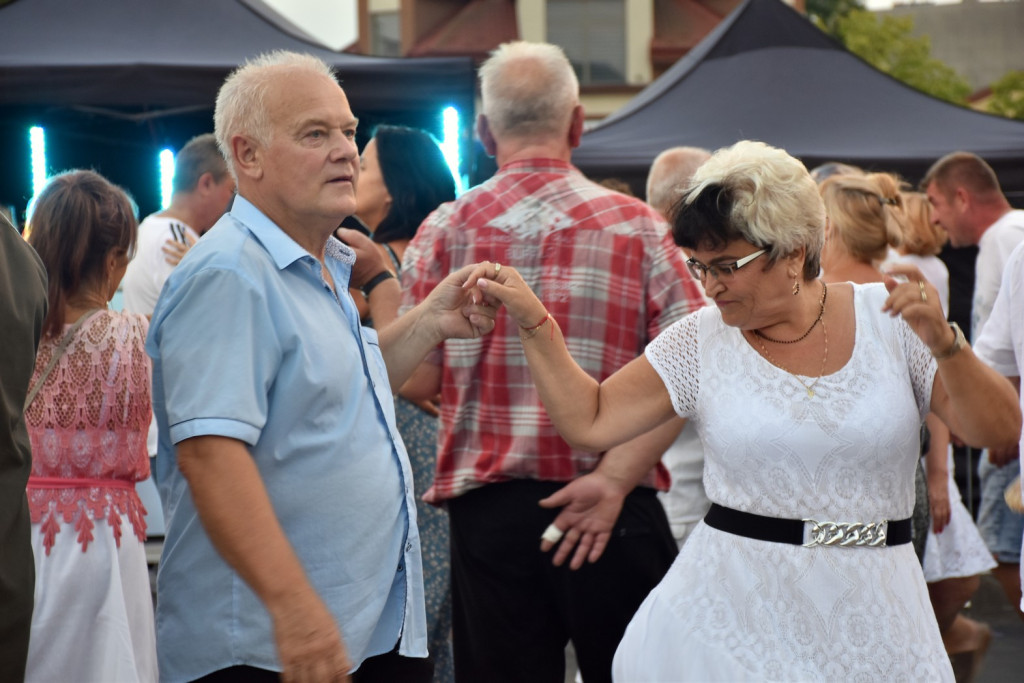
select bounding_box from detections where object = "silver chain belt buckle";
[802,519,888,548]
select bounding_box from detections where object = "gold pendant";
[806,388,814,398]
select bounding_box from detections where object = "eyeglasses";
[686,248,768,282]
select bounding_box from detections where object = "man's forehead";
[266,75,356,127]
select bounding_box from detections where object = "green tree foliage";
[830,10,971,106]
[987,71,1024,121]
[806,0,863,35]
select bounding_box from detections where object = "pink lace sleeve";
[25,310,152,553]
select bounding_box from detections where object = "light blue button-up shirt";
[148,196,426,682]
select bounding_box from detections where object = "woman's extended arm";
[475,266,677,453]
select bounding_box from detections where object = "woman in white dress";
[467,141,1021,681]
[899,191,997,674]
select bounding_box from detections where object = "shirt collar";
[229,195,356,270]
[499,158,577,175]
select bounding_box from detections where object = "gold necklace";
[752,318,829,398]
[754,282,827,344]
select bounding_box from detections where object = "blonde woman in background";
[891,192,950,316]
[820,171,907,285]
[820,173,937,564]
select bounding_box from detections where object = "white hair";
[646,146,712,217]
[478,41,579,140]
[680,140,825,279]
[214,51,338,180]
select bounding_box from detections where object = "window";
[547,0,626,85]
[371,11,400,57]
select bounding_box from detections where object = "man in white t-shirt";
[923,151,1024,615]
[975,240,1024,617]
[646,146,712,548]
[122,133,235,317]
[122,133,234,533]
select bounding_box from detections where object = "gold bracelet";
[520,313,553,340]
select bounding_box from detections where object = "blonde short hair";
[674,140,825,280]
[214,51,338,180]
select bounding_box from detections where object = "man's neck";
[238,190,337,262]
[495,139,572,168]
[156,200,197,232]
[977,200,1015,238]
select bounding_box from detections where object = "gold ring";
[918,280,927,302]
[494,262,502,276]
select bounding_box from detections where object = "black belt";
[704,503,912,547]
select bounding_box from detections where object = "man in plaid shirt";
[400,41,705,683]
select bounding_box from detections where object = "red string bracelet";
[520,313,554,340]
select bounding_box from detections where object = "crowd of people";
[0,39,1022,683]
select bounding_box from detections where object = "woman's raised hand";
[881,263,956,355]
[464,261,549,329]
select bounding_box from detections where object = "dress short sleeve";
[896,309,938,421]
[644,309,704,419]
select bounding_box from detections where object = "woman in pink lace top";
[24,170,157,682]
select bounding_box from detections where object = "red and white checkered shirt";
[401,159,706,503]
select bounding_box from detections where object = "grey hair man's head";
[478,41,580,142]
[646,146,712,218]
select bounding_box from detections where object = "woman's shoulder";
[850,281,889,308]
[656,304,721,348]
[92,308,149,340]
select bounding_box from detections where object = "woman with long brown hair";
[24,170,156,682]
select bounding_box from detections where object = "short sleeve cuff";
[169,417,262,446]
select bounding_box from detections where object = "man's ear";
[477,115,497,158]
[954,186,970,212]
[568,105,585,149]
[232,135,263,180]
[196,172,215,193]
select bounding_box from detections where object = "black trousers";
[448,479,678,683]
[195,649,432,683]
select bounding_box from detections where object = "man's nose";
[333,133,358,160]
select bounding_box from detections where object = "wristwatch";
[361,270,396,297]
[933,322,967,360]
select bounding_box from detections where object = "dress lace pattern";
[25,310,151,554]
[622,283,952,681]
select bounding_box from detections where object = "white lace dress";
[922,451,997,582]
[614,284,953,682]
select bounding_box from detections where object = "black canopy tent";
[573,0,1024,204]
[0,0,476,219]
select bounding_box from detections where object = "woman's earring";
[793,278,800,296]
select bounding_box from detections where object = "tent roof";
[0,0,475,118]
[573,0,1024,197]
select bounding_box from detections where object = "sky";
[260,0,357,51]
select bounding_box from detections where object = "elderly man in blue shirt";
[147,51,495,683]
